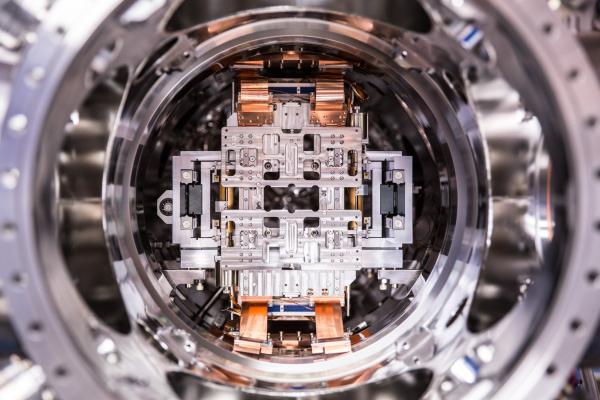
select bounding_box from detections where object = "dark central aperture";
[264,185,320,212]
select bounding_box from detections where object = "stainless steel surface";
[0,0,599,399]
[581,368,600,400]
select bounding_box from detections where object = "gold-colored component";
[311,79,347,126]
[234,54,351,72]
[346,187,362,231]
[312,297,351,354]
[219,185,235,210]
[232,59,264,69]
[239,302,268,341]
[225,220,235,247]
[281,336,301,349]
[234,297,272,355]
[319,59,350,68]
[350,81,369,102]
[315,302,345,339]
[237,80,273,126]
[347,187,357,210]
[239,81,270,104]
[348,150,359,176]
[226,187,235,210]
[282,51,300,61]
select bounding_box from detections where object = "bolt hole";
[546,364,556,375]
[11,272,25,286]
[542,23,553,34]
[28,321,43,333]
[568,69,579,80]
[466,65,479,82]
[586,116,597,128]
[54,366,68,378]
[587,270,599,284]
[1,223,16,240]
[570,319,582,331]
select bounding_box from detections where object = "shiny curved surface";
[0,1,599,399]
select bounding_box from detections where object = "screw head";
[159,199,173,216]
[8,114,27,133]
[475,342,495,363]
[440,378,454,392]
[181,171,192,180]
[0,168,19,189]
[392,216,405,230]
[393,170,404,181]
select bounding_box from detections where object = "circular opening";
[92,7,570,395]
[8,2,584,399]
[129,36,473,367]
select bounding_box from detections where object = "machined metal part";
[235,299,272,355]
[0,1,600,400]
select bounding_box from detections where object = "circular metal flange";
[0,1,598,399]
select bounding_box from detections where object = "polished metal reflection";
[0,1,598,400]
